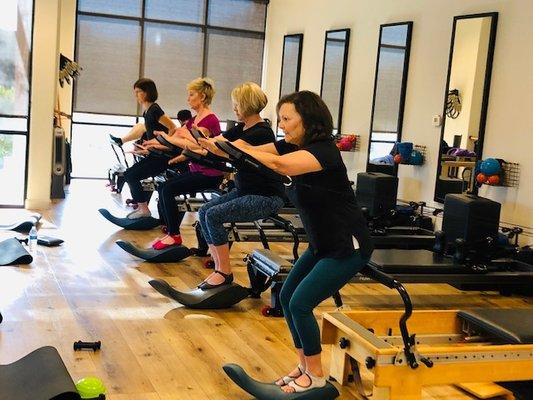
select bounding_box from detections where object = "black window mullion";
[138,0,147,116]
[202,0,210,77]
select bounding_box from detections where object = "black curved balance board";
[116,240,191,263]
[0,213,41,234]
[149,279,249,309]
[98,208,160,230]
[0,238,33,266]
[0,346,80,400]
[223,364,339,400]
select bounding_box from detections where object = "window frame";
[73,0,269,118]
[0,0,36,208]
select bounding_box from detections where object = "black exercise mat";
[116,240,190,263]
[0,238,33,266]
[98,208,160,230]
[0,346,80,400]
[0,213,41,234]
[223,364,339,400]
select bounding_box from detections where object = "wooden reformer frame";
[321,267,533,400]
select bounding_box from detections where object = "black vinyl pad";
[223,364,339,400]
[0,346,80,400]
[369,249,458,273]
[0,238,33,266]
[0,213,41,234]
[149,279,249,309]
[116,240,190,263]
[98,209,160,230]
[458,309,533,344]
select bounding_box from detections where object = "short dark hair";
[133,78,158,102]
[177,109,192,122]
[277,91,333,145]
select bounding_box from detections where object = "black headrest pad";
[458,308,533,344]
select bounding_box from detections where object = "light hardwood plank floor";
[0,180,531,399]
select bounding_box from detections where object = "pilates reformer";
[321,275,533,400]
[246,193,533,317]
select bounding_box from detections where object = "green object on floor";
[76,376,106,399]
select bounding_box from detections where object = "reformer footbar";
[148,279,249,309]
[98,208,160,230]
[223,364,340,400]
[116,240,191,263]
[0,213,41,234]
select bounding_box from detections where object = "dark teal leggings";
[280,248,367,356]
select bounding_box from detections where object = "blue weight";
[480,158,501,175]
[410,150,424,165]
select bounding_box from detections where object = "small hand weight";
[73,340,101,351]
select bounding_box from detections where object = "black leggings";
[124,154,169,203]
[158,172,223,235]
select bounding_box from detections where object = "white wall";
[263,0,533,243]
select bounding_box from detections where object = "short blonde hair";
[187,77,215,105]
[231,82,268,118]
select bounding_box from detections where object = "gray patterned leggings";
[198,189,284,246]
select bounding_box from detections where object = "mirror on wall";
[434,13,498,202]
[279,34,303,98]
[366,22,413,175]
[320,28,350,134]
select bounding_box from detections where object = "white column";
[25,0,61,209]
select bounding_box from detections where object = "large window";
[0,0,34,206]
[72,0,267,178]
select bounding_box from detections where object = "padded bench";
[458,308,533,400]
[458,308,533,344]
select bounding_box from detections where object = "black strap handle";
[215,141,292,186]
[182,149,234,173]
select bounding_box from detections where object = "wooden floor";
[0,180,531,400]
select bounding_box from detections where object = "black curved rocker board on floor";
[149,279,249,309]
[0,213,41,234]
[0,238,33,266]
[0,346,80,400]
[223,364,339,400]
[116,240,191,262]
[98,208,160,230]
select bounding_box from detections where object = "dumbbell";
[74,340,101,351]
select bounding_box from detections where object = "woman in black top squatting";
[231,91,373,394]
[114,78,177,219]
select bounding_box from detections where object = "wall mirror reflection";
[367,22,413,175]
[320,28,350,134]
[434,12,498,202]
[279,33,303,98]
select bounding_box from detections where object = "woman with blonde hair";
[145,77,225,248]
[191,82,285,289]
